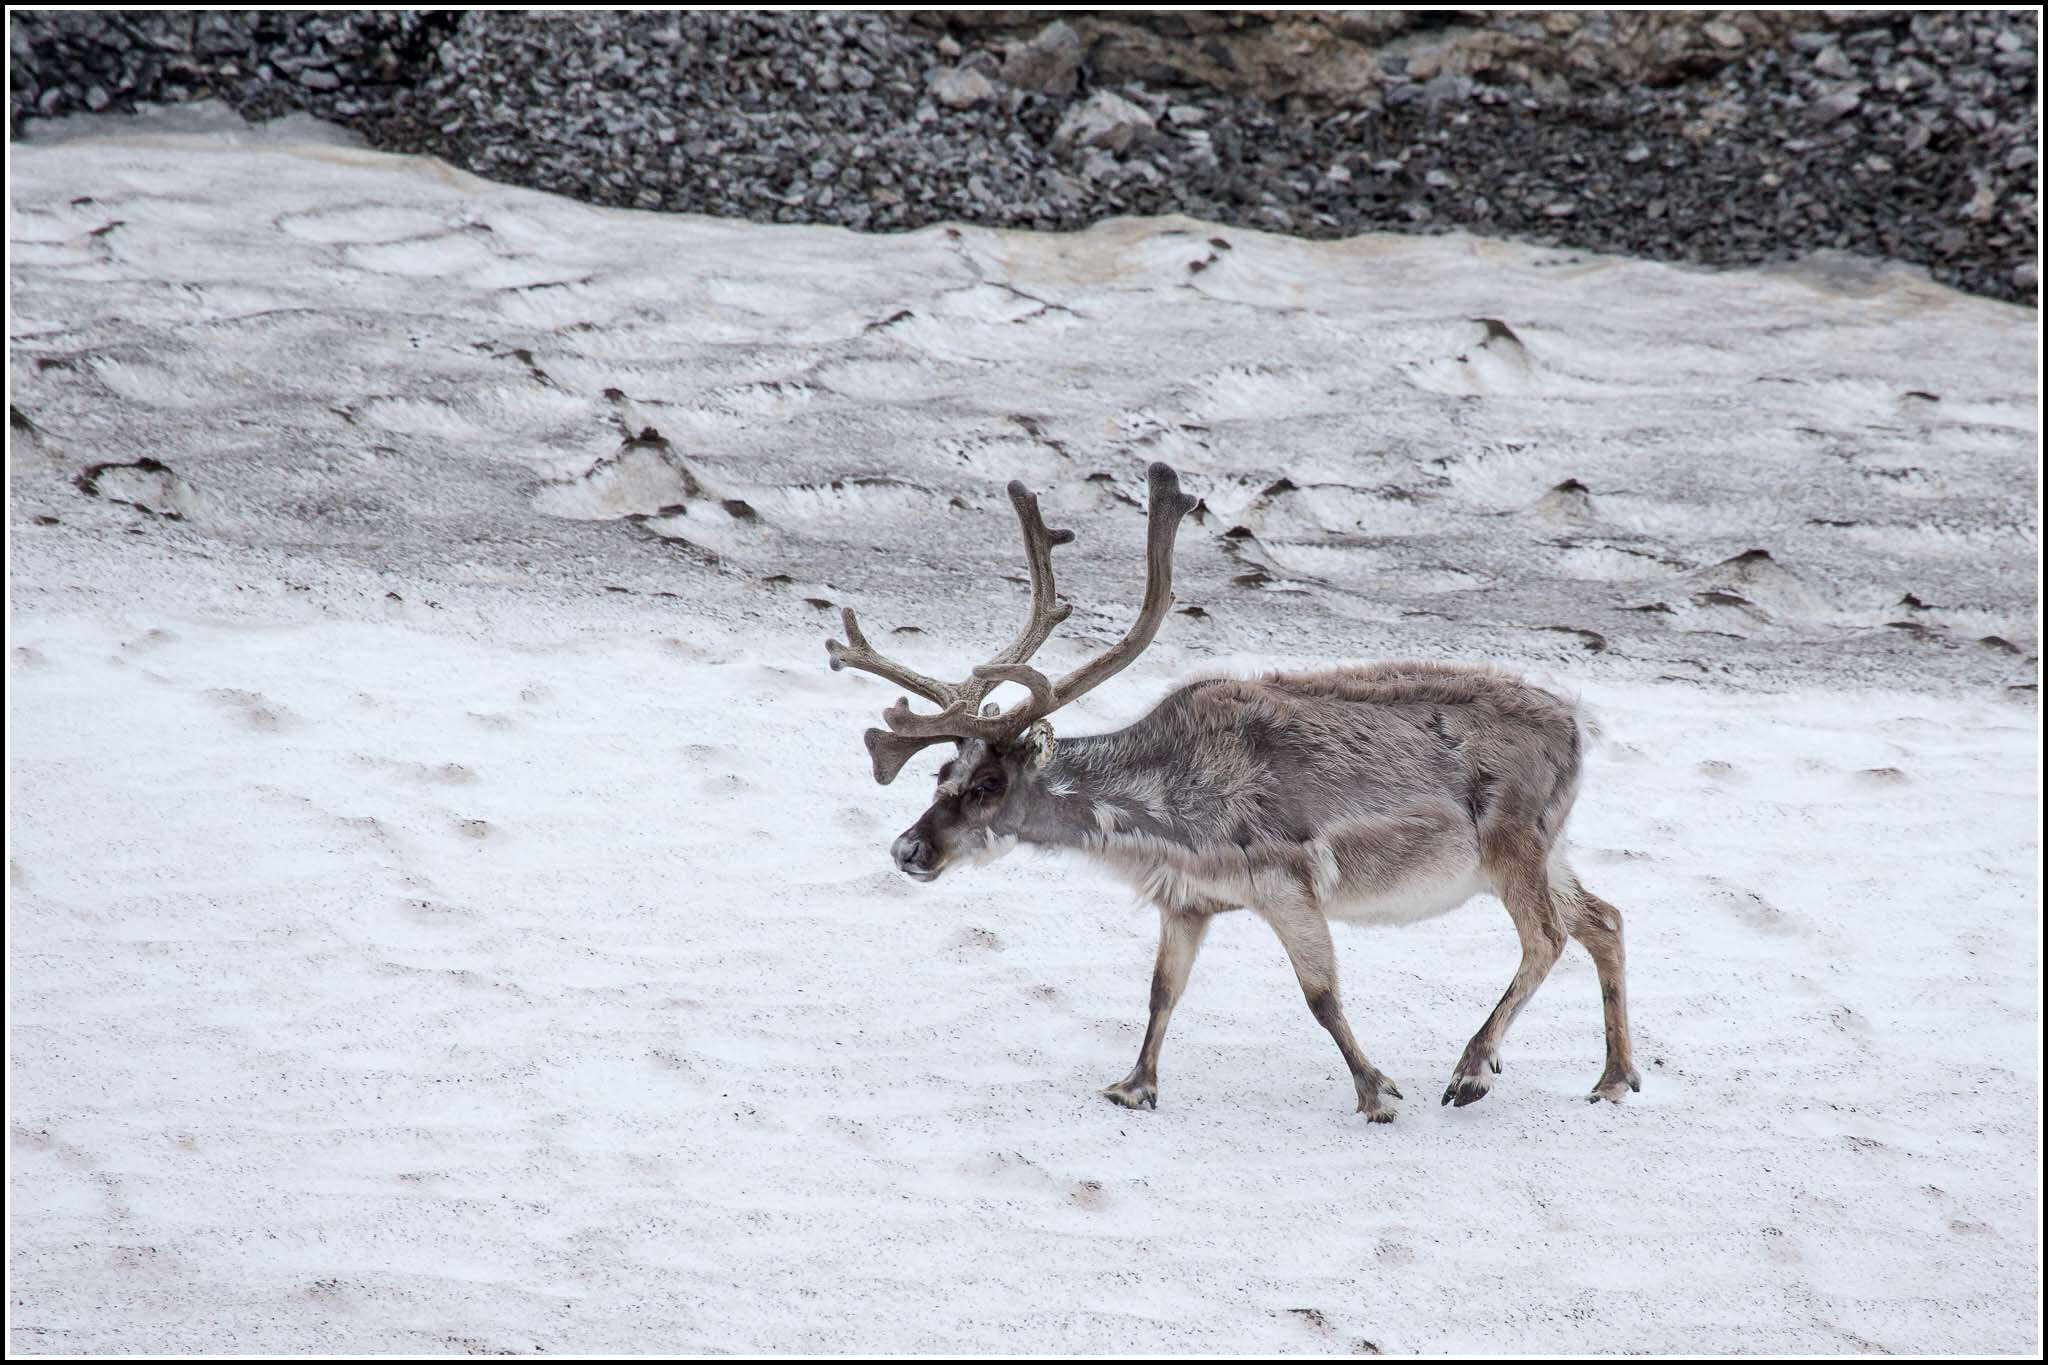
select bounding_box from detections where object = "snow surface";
[8,117,2042,1354]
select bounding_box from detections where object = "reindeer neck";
[1009,730,1176,851]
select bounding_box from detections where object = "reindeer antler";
[827,463,1198,783]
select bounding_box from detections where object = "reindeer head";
[826,462,1198,881]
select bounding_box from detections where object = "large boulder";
[1051,88,1154,155]
[999,19,1082,95]
[929,64,996,110]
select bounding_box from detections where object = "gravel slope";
[9,9,2040,304]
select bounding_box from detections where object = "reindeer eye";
[971,776,1005,800]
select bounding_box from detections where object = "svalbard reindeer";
[826,462,1640,1120]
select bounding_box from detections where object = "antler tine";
[958,480,1074,712]
[888,463,1197,748]
[969,662,1057,709]
[832,465,1196,781]
[1024,462,1197,717]
[880,696,978,737]
[825,607,957,710]
[863,727,955,785]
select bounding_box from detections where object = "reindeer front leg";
[1255,882,1404,1122]
[1102,900,1220,1110]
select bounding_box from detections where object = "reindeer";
[826,462,1641,1119]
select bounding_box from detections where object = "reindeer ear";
[1018,720,1057,772]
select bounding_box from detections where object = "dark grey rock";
[1812,45,1854,79]
[193,13,249,57]
[1420,72,1472,107]
[1809,86,1863,123]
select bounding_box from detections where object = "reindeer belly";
[1311,810,1487,926]
[1087,805,1488,925]
[1322,862,1488,925]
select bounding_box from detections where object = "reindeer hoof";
[1354,1075,1402,1122]
[1100,1079,1157,1110]
[1441,1074,1492,1108]
[1442,1046,1499,1107]
[1587,1065,1642,1104]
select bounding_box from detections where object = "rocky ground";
[8,9,2039,303]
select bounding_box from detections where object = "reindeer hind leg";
[1564,876,1642,1103]
[1445,828,1568,1107]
